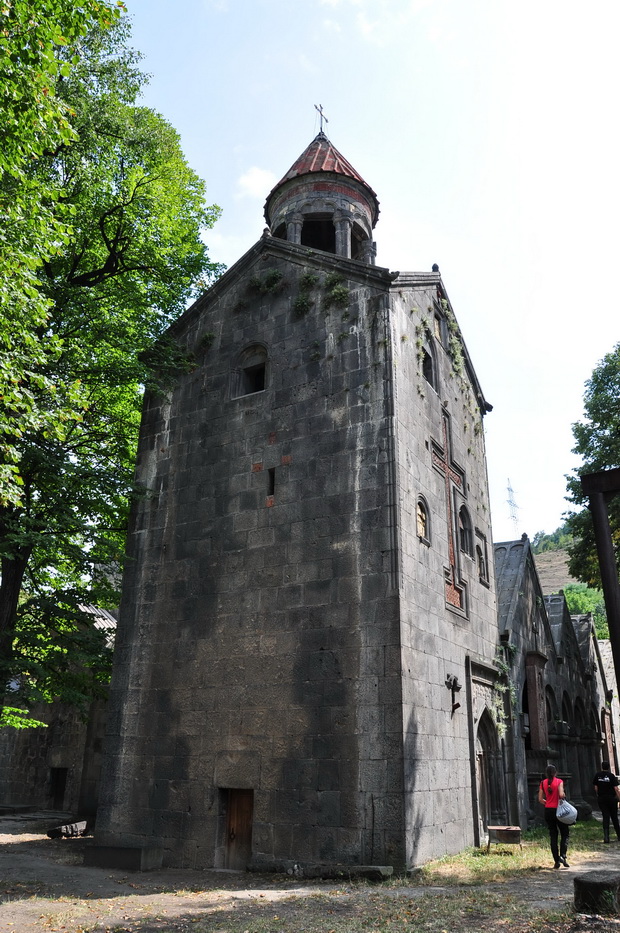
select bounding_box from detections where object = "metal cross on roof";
[314,103,329,133]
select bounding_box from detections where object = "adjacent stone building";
[91,132,503,870]
[0,606,116,817]
[495,536,617,826]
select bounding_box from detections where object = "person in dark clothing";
[538,764,570,868]
[593,760,620,843]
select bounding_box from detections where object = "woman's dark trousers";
[545,808,569,862]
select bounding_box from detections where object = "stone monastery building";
[87,133,614,872]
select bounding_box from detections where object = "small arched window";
[422,345,436,390]
[232,344,268,398]
[476,531,489,584]
[459,506,473,556]
[417,498,430,543]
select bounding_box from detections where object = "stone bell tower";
[265,131,378,263]
[91,130,500,873]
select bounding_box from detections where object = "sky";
[123,0,619,544]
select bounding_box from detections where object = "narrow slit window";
[458,506,473,556]
[268,468,275,496]
[476,531,490,584]
[422,341,437,391]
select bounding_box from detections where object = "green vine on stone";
[491,646,518,738]
[324,272,349,309]
[301,271,319,290]
[293,293,313,317]
[249,268,284,294]
[293,270,318,317]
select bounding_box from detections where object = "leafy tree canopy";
[565,342,620,589]
[531,523,573,554]
[562,583,608,639]
[0,13,222,724]
[0,0,124,505]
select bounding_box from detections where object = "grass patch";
[417,820,605,886]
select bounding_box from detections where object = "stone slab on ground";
[248,854,393,880]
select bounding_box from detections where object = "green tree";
[0,0,124,506]
[531,523,573,554]
[562,583,607,639]
[566,342,620,589]
[0,17,222,724]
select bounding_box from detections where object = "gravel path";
[2,812,620,932]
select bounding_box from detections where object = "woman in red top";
[538,764,570,868]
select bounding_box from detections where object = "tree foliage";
[562,583,607,639]
[531,523,573,555]
[566,342,620,589]
[0,13,222,720]
[0,0,124,505]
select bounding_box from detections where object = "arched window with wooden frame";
[417,497,430,544]
[459,505,473,557]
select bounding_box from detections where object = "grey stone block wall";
[96,242,408,868]
[95,238,499,870]
[0,700,96,813]
[388,279,497,864]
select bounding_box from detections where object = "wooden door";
[225,789,253,870]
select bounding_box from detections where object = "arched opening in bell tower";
[300,213,336,253]
[351,222,368,261]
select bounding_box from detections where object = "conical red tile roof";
[265,132,379,226]
[274,131,373,190]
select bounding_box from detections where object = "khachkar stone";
[90,131,499,873]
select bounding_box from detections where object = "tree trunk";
[0,549,32,705]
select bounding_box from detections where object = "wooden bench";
[486,825,522,852]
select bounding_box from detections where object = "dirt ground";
[2,812,620,933]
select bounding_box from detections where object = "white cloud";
[235,167,277,200]
[353,2,433,46]
[322,18,341,32]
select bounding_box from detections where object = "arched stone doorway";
[476,709,506,835]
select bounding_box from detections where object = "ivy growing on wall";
[491,646,518,738]
[293,271,319,317]
[248,268,284,294]
[323,272,349,309]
